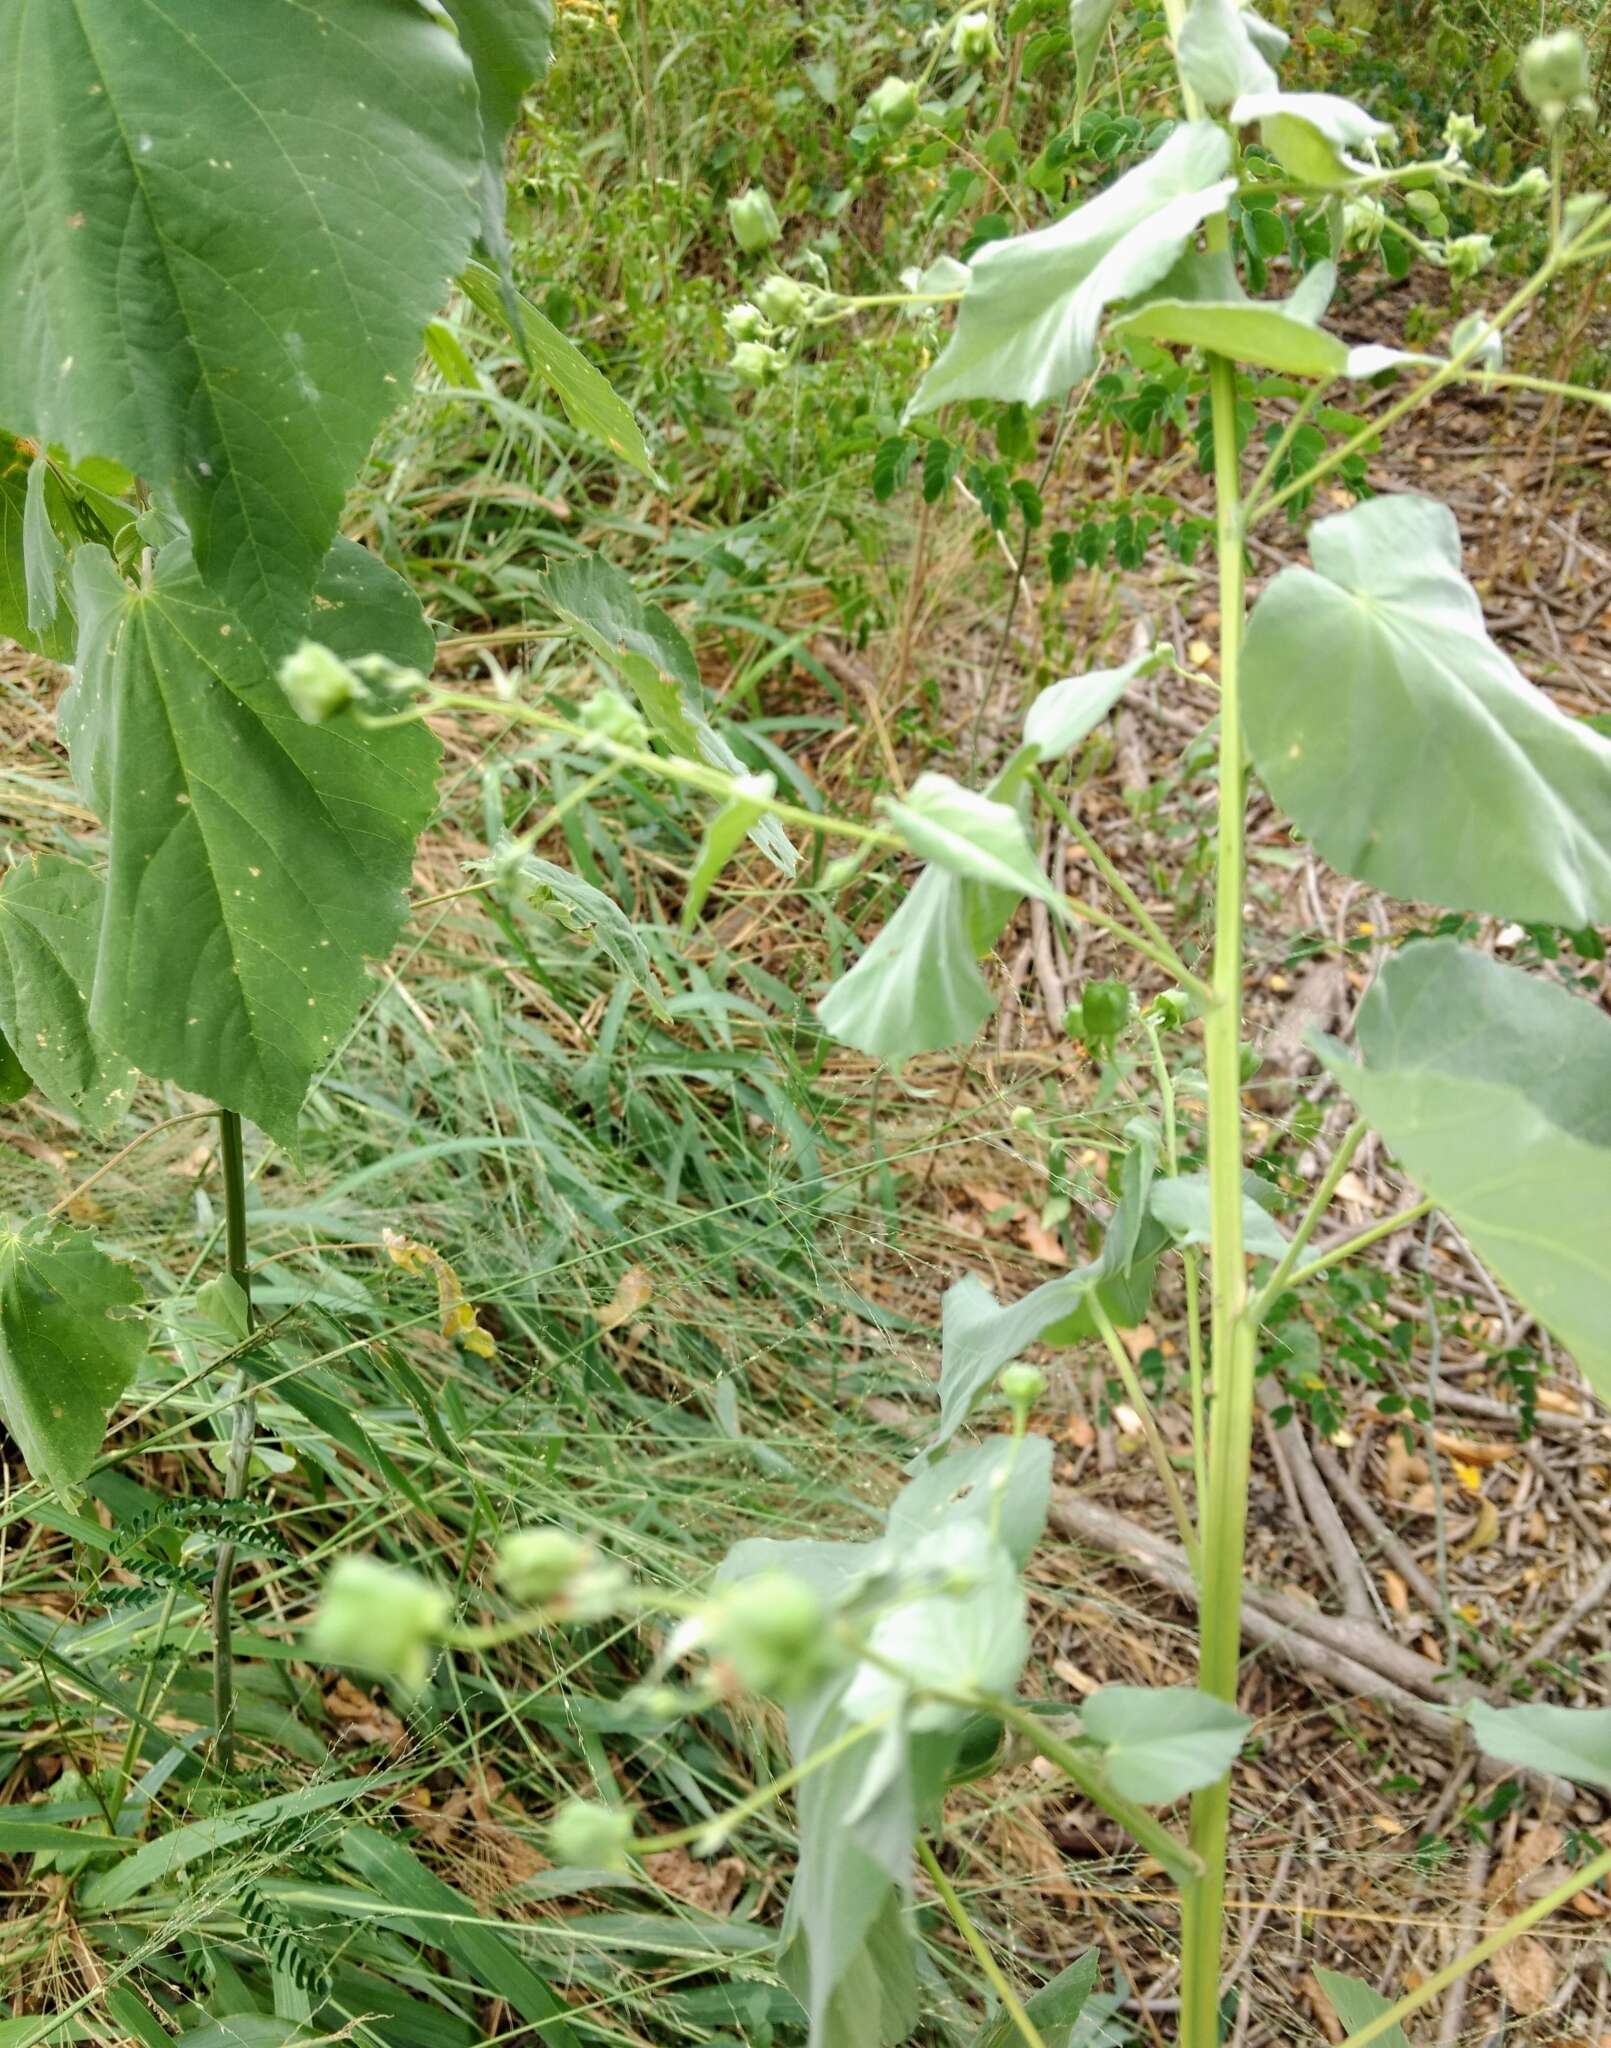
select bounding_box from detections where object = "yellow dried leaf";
[597,1264,653,1332]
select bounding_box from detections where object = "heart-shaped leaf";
[971,1952,1100,2048]
[61,539,440,1147]
[1022,645,1166,762]
[1245,493,1611,926]
[1080,1684,1251,1803]
[885,774,1060,908]
[1318,940,1611,1403]
[0,0,482,652]
[1149,1171,1287,1256]
[0,1217,148,1496]
[935,1131,1160,1447]
[0,855,138,1131]
[909,123,1235,412]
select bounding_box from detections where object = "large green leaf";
[540,552,795,872]
[0,0,482,652]
[1466,1701,1611,1791]
[1245,493,1611,926]
[0,855,138,1131]
[61,540,440,1146]
[438,2,554,253]
[0,1217,148,1496]
[909,123,1235,412]
[1318,940,1611,1403]
[1079,1685,1250,1804]
[460,262,656,481]
[1112,249,1348,378]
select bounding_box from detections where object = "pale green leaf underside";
[459,262,657,481]
[1230,90,1392,186]
[0,855,138,1131]
[0,0,482,652]
[1466,1701,1611,1792]
[0,1216,147,1496]
[1177,0,1278,109]
[683,774,776,929]
[1314,1970,1408,2048]
[909,123,1235,412]
[540,553,795,871]
[1319,940,1611,1404]
[1149,1170,1287,1256]
[61,540,440,1147]
[1245,492,1611,926]
[817,865,994,1062]
[885,773,1059,908]
[1080,1684,1251,1804]
[1113,250,1349,379]
[1023,645,1165,762]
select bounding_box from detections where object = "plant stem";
[1179,351,1256,2048]
[1338,1844,1611,2047]
[991,1701,1201,1884]
[210,1107,257,1775]
[1246,1119,1367,1323]
[916,1838,1049,2048]
[1274,1196,1436,1302]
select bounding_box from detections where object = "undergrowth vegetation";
[2,2,1610,2046]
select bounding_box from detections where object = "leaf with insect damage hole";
[59,538,439,1149]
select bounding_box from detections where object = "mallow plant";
[300,7,1611,2045]
[0,0,683,1767]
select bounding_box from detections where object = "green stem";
[210,1108,256,1774]
[991,1701,1201,1884]
[1179,351,1256,2048]
[1033,769,1196,988]
[1339,1845,1611,2048]
[1271,1196,1436,1305]
[1246,1118,1366,1325]
[916,1838,1049,2048]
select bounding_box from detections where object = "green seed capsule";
[727,185,781,253]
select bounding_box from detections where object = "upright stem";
[1178,351,1256,2048]
[210,1107,256,1773]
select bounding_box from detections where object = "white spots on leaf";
[138,133,154,154]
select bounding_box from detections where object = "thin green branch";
[916,1838,1049,2048]
[1275,1197,1437,1300]
[1247,1118,1367,1325]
